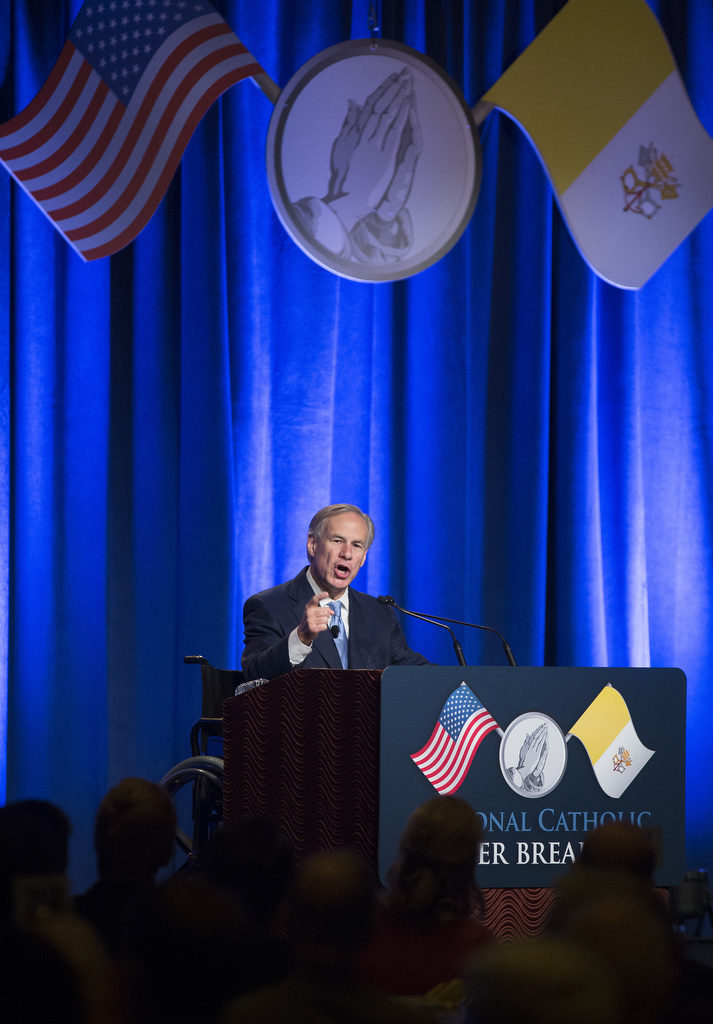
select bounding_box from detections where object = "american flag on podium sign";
[411,683,500,795]
[0,0,263,260]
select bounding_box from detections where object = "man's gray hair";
[308,504,375,550]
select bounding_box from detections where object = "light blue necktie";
[328,600,348,669]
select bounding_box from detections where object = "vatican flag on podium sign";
[568,685,654,799]
[482,0,713,289]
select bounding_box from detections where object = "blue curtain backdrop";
[1,0,712,891]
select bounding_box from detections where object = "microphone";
[432,612,517,666]
[319,597,341,638]
[377,595,466,666]
[378,595,517,666]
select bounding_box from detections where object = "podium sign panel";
[379,666,686,888]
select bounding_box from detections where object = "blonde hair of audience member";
[385,795,485,922]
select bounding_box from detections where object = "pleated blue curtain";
[1,0,712,891]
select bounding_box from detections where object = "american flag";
[0,0,263,260]
[411,683,499,795]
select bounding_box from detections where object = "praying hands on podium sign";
[505,722,548,793]
[291,67,423,264]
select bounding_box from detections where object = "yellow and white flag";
[568,685,654,799]
[482,0,713,289]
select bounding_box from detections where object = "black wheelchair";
[159,655,244,874]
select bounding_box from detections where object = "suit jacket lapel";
[285,568,313,623]
[313,628,342,669]
[347,590,369,669]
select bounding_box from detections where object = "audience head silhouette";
[545,822,677,1024]
[288,848,375,969]
[578,820,657,880]
[201,814,295,927]
[386,795,484,922]
[93,776,176,882]
[466,935,618,1024]
[0,799,71,928]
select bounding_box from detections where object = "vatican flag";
[482,0,713,289]
[568,685,654,799]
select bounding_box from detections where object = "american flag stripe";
[23,89,113,189]
[61,54,259,251]
[61,42,252,233]
[15,81,112,182]
[0,42,77,145]
[33,100,123,201]
[1,59,113,176]
[0,9,262,260]
[44,29,248,218]
[47,23,241,210]
[77,62,254,259]
[412,721,446,767]
[414,729,455,775]
[412,706,499,795]
[413,707,495,770]
[428,714,499,793]
[2,61,94,162]
[66,56,255,253]
[429,713,495,784]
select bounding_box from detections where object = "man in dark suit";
[241,504,427,681]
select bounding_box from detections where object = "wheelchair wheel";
[160,755,224,873]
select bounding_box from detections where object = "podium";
[222,665,686,936]
[222,668,382,867]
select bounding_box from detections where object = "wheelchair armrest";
[190,716,224,757]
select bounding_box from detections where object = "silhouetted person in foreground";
[1,799,123,1023]
[543,821,693,1024]
[200,815,296,989]
[465,934,618,1024]
[3,928,87,1024]
[219,849,440,1024]
[578,819,657,879]
[358,795,493,999]
[74,776,177,959]
[134,875,251,1024]
[0,798,71,930]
